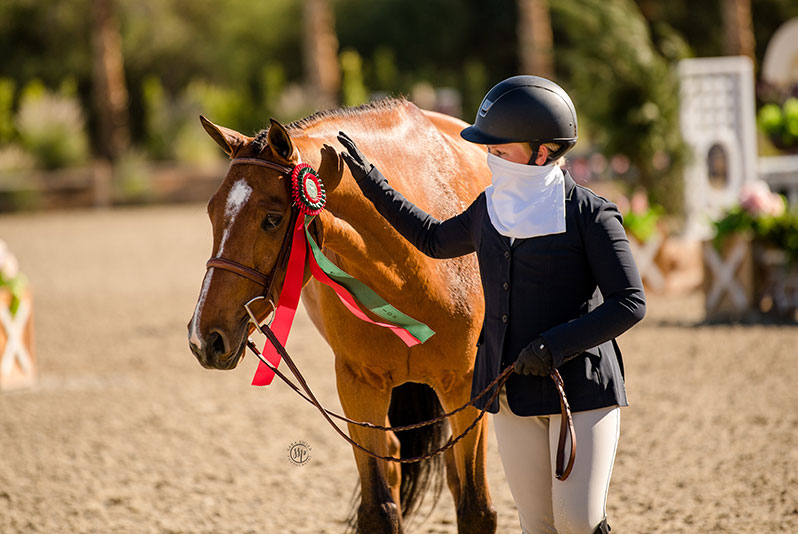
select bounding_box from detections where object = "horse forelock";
[250,130,270,156]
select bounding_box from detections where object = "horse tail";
[390,382,447,521]
[345,382,447,530]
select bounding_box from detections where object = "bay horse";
[187,98,495,533]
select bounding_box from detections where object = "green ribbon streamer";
[303,215,435,343]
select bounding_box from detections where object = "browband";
[230,157,293,174]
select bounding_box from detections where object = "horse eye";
[261,213,283,231]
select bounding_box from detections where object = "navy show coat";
[357,167,646,416]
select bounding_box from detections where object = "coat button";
[503,282,509,290]
[501,314,508,323]
[504,250,510,259]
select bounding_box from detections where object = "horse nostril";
[208,330,227,357]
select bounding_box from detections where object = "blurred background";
[2,2,798,533]
[0,0,794,213]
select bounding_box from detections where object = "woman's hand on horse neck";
[338,132,377,184]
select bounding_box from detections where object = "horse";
[187,97,495,533]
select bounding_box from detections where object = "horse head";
[187,116,342,370]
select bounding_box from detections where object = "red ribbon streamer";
[251,215,307,386]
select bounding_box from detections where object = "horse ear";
[200,115,246,157]
[267,118,294,162]
[318,144,344,194]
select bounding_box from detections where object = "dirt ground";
[1,204,797,533]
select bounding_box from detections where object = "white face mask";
[484,152,566,239]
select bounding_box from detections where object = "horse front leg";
[336,358,403,534]
[435,378,497,534]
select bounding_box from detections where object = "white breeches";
[491,388,620,534]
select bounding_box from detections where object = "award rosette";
[291,163,326,216]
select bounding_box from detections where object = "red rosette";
[290,163,326,216]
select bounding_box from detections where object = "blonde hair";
[529,142,566,167]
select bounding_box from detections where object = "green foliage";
[185,81,249,133]
[758,98,798,149]
[713,206,756,248]
[754,210,798,263]
[141,75,172,160]
[714,200,798,263]
[0,273,27,317]
[623,205,664,243]
[757,211,798,263]
[141,75,226,164]
[0,242,26,317]
[372,47,398,92]
[15,81,89,169]
[113,148,152,203]
[340,49,368,107]
[260,61,286,116]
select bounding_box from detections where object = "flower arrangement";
[617,189,664,243]
[0,240,27,316]
[713,181,798,263]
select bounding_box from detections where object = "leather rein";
[204,156,576,479]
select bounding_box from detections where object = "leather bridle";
[205,157,301,320]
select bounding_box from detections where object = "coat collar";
[564,169,576,201]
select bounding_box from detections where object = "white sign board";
[678,56,757,239]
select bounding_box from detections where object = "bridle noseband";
[205,157,302,322]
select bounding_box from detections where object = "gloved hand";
[337,131,375,183]
[514,337,553,376]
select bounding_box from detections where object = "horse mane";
[250,97,408,154]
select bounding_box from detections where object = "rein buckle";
[244,295,276,337]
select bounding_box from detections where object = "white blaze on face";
[189,179,253,347]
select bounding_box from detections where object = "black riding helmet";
[460,75,578,164]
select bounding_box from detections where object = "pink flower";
[0,240,19,280]
[615,194,630,215]
[630,189,650,214]
[739,180,785,217]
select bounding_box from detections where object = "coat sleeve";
[540,200,647,366]
[354,165,477,259]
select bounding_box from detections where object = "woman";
[338,75,645,534]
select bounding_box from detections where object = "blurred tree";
[721,0,755,61]
[553,0,688,213]
[635,0,798,69]
[335,0,517,98]
[2,0,797,169]
[517,0,553,78]
[303,0,340,108]
[91,0,130,160]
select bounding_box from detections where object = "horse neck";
[295,130,423,294]
[319,181,412,287]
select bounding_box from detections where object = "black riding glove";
[514,337,554,376]
[337,131,375,183]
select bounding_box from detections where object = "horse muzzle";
[188,325,247,370]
